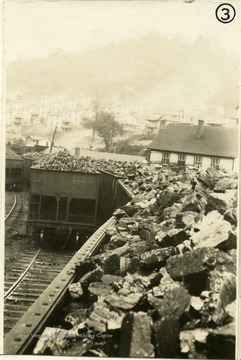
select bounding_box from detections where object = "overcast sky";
[4,0,241,63]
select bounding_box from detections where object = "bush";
[113,139,144,156]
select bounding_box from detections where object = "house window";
[162,152,170,165]
[211,157,220,167]
[194,155,202,168]
[178,153,186,166]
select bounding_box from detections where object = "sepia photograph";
[1,0,240,358]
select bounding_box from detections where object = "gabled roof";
[146,118,161,123]
[148,123,238,158]
[26,136,51,141]
[6,147,22,160]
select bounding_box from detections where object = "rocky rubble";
[33,163,237,358]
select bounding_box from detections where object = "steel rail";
[4,249,41,300]
[5,192,17,221]
[4,176,132,355]
[4,215,117,355]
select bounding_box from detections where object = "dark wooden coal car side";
[22,157,34,190]
[5,148,23,191]
[27,169,100,246]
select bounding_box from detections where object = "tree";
[83,111,123,151]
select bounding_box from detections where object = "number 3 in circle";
[216,3,236,23]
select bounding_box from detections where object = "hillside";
[7,33,238,113]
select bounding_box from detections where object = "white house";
[25,136,51,147]
[145,114,180,135]
[148,120,238,172]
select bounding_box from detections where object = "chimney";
[195,119,205,139]
[75,147,80,157]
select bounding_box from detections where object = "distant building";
[145,116,162,135]
[47,114,63,130]
[148,120,238,171]
[47,112,82,131]
[30,114,39,124]
[145,115,180,135]
[25,136,51,147]
[223,105,239,127]
[116,113,143,137]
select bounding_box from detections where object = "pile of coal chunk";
[32,149,139,175]
[22,151,45,160]
[32,149,99,173]
[33,164,237,358]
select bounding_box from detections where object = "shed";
[5,147,23,189]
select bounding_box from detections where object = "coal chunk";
[119,312,154,357]
[166,247,235,281]
[86,299,124,332]
[140,247,175,268]
[191,218,236,251]
[152,316,180,358]
[206,322,235,359]
[105,292,143,311]
[148,286,190,319]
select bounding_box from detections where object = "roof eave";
[148,147,237,159]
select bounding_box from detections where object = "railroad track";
[4,215,118,355]
[4,180,132,355]
[5,192,27,235]
[5,191,17,221]
[4,191,75,336]
[4,246,75,334]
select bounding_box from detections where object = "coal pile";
[33,164,237,358]
[32,149,144,177]
[22,151,45,160]
[32,149,99,173]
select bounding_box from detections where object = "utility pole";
[50,124,57,153]
[178,109,184,122]
[91,88,101,145]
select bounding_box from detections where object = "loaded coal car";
[27,150,100,248]
[22,152,45,190]
[5,147,23,191]
[22,156,33,189]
